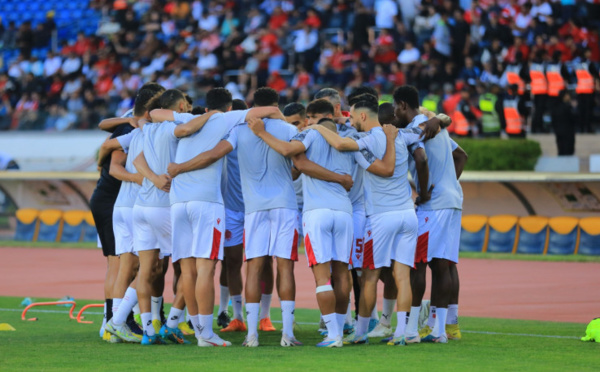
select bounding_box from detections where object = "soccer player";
[309,93,447,346]
[165,87,284,347]
[393,86,467,343]
[283,102,308,130]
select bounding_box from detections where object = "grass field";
[0,296,596,371]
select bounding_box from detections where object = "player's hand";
[167,163,180,178]
[248,117,265,135]
[133,173,144,186]
[338,174,354,191]
[420,119,441,140]
[333,116,347,124]
[436,113,452,128]
[154,174,172,192]
[383,124,398,139]
[419,106,436,119]
[415,184,434,206]
[304,124,320,132]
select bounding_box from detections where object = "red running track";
[1,247,598,323]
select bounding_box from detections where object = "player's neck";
[406,109,421,123]
[363,120,381,132]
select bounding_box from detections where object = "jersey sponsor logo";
[367,230,372,237]
[425,217,429,223]
[217,218,221,225]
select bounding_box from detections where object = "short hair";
[348,93,378,108]
[191,106,206,115]
[184,93,193,106]
[283,102,305,117]
[393,86,420,109]
[206,88,233,111]
[378,102,395,125]
[139,82,165,95]
[253,87,279,107]
[133,89,162,117]
[351,93,379,115]
[306,99,335,116]
[232,99,248,111]
[314,88,341,106]
[157,89,186,110]
[317,117,337,133]
[347,86,379,103]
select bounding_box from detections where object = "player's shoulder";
[111,123,134,138]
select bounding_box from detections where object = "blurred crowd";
[0,0,599,141]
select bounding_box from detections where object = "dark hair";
[184,93,193,106]
[253,87,279,107]
[348,93,378,107]
[191,106,206,115]
[317,117,335,125]
[351,93,379,114]
[283,102,306,117]
[306,99,335,116]
[206,88,233,111]
[378,102,395,125]
[157,89,186,110]
[133,89,161,117]
[393,85,420,109]
[347,86,379,103]
[139,82,165,95]
[314,88,341,105]
[232,99,248,111]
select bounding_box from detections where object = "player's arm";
[365,124,397,177]
[308,124,358,151]
[452,145,468,179]
[133,151,171,192]
[249,118,306,157]
[97,137,124,166]
[419,114,452,140]
[98,116,137,132]
[173,111,218,138]
[109,150,143,185]
[292,152,353,191]
[413,148,432,205]
[245,106,286,121]
[149,109,176,123]
[168,140,233,178]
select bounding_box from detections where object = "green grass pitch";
[0,296,596,371]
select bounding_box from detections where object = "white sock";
[190,314,200,339]
[232,295,244,321]
[166,307,184,329]
[432,307,448,337]
[259,294,272,320]
[151,296,162,321]
[185,307,190,323]
[345,300,353,325]
[218,286,230,315]
[141,312,154,336]
[447,304,459,325]
[406,306,421,336]
[113,287,138,326]
[323,313,339,339]
[99,303,107,337]
[336,313,346,335]
[393,311,408,338]
[381,298,395,327]
[112,298,122,317]
[356,315,370,336]
[280,300,295,338]
[370,302,379,321]
[198,314,214,339]
[246,303,260,337]
[133,303,140,315]
[427,306,437,328]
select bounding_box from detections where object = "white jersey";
[293,177,303,211]
[407,114,463,210]
[170,109,250,205]
[115,128,144,208]
[135,121,179,208]
[224,119,298,214]
[222,149,244,212]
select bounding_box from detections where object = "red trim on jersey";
[305,234,317,267]
[210,228,222,260]
[242,229,247,262]
[362,238,374,270]
[415,232,429,264]
[291,229,299,261]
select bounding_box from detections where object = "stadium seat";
[459,215,488,252]
[515,216,549,254]
[14,209,40,241]
[546,217,579,255]
[60,210,85,243]
[486,215,519,253]
[577,217,600,255]
[82,211,97,243]
[37,209,64,242]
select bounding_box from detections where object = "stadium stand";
[81,210,97,242]
[36,209,63,242]
[515,215,549,254]
[14,208,39,241]
[60,209,86,242]
[546,216,579,255]
[486,214,519,253]
[577,217,600,255]
[459,214,488,252]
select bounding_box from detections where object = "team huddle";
[91,82,468,348]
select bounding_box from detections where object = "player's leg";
[160,261,188,344]
[258,257,276,331]
[137,249,161,343]
[368,268,395,338]
[179,258,198,337]
[217,259,230,325]
[220,244,245,332]
[445,209,462,340]
[331,210,353,338]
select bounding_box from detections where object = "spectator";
[374,0,398,29]
[433,11,452,61]
[198,9,219,32]
[397,40,421,65]
[2,21,18,49]
[62,52,82,76]
[16,22,34,59]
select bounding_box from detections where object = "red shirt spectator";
[305,10,321,29]
[269,8,288,29]
[94,74,113,97]
[267,71,287,92]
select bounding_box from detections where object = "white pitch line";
[0,308,581,339]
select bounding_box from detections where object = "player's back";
[136,121,178,207]
[222,148,244,212]
[115,129,144,208]
[301,129,353,215]
[234,119,298,214]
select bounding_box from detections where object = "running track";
[1,247,598,323]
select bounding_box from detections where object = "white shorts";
[363,210,418,269]
[113,206,136,256]
[244,208,299,261]
[350,207,366,269]
[224,208,244,247]
[171,201,225,262]
[415,208,461,264]
[132,205,172,259]
[304,209,353,266]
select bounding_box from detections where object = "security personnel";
[479,85,502,137]
[503,63,525,96]
[453,88,476,137]
[499,84,526,138]
[422,84,442,113]
[529,52,548,133]
[574,50,598,133]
